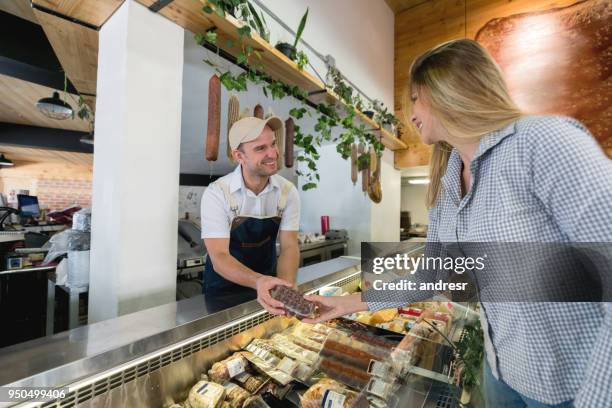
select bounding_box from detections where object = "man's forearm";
[210,252,262,289]
[276,244,299,284]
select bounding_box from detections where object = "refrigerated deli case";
[0,256,475,408]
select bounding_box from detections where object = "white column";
[89,0,183,322]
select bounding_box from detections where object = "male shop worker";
[200,116,300,314]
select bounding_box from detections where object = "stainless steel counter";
[0,256,360,400]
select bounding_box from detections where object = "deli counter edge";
[0,256,364,398]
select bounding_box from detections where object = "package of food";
[269,285,317,319]
[369,308,398,324]
[300,378,368,408]
[208,353,249,383]
[233,372,268,394]
[321,337,380,371]
[398,307,423,317]
[366,378,394,400]
[242,351,293,386]
[269,334,319,364]
[245,340,282,366]
[318,358,371,390]
[187,380,225,408]
[222,382,250,408]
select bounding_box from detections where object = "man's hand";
[255,275,293,315]
[301,293,368,324]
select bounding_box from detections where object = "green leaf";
[237,25,251,40]
[202,5,213,13]
[203,59,216,67]
[215,6,225,17]
[302,182,317,191]
[237,51,249,65]
[289,107,306,119]
[293,8,309,49]
[204,31,217,44]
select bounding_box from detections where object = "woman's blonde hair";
[407,39,523,208]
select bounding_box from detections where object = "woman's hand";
[302,293,369,324]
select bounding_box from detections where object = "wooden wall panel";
[394,0,602,167]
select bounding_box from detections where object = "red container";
[321,216,330,235]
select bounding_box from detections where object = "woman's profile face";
[410,88,445,145]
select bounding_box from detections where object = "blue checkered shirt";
[367,116,612,406]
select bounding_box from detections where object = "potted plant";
[275,8,309,60]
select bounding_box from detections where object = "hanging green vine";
[199,1,397,190]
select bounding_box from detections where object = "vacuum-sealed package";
[269,285,318,319]
[208,352,249,383]
[300,378,368,408]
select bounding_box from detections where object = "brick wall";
[0,161,92,211]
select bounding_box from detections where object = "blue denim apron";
[203,180,292,312]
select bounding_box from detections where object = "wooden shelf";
[135,0,407,151]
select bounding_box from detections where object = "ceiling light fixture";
[0,154,14,167]
[36,91,73,120]
[408,178,430,185]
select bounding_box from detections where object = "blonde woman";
[301,39,612,407]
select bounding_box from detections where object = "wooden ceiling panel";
[31,0,124,27]
[0,0,38,24]
[0,74,90,132]
[34,8,98,96]
[0,145,92,166]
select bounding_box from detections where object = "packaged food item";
[269,285,317,319]
[301,378,368,408]
[188,380,225,408]
[233,372,268,394]
[369,308,398,324]
[367,360,393,378]
[366,378,394,400]
[208,353,249,383]
[242,351,293,386]
[222,382,250,408]
[321,338,380,371]
[246,339,283,365]
[398,307,423,317]
[318,358,371,390]
[269,334,319,364]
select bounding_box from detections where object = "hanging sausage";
[350,144,358,185]
[253,104,264,119]
[285,118,295,168]
[205,74,221,161]
[226,95,240,161]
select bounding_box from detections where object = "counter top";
[0,256,360,392]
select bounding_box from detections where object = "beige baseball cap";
[229,116,283,150]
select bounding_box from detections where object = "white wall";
[261,0,395,107]
[298,144,371,255]
[371,149,401,241]
[89,0,183,322]
[270,0,399,250]
[401,184,429,225]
